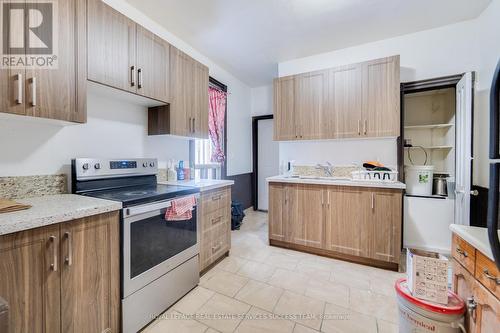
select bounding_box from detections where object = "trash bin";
[405,165,435,196]
[395,278,466,333]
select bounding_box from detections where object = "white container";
[395,279,465,333]
[405,165,435,196]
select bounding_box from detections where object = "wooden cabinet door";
[269,183,286,241]
[273,76,296,140]
[193,61,209,138]
[368,189,402,263]
[453,260,478,333]
[23,0,86,122]
[87,0,136,93]
[0,225,61,333]
[327,64,363,138]
[60,212,120,333]
[136,25,170,103]
[325,187,369,257]
[362,56,400,137]
[294,70,328,140]
[288,184,325,249]
[169,47,193,136]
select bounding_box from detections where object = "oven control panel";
[73,158,158,180]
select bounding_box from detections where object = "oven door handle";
[124,194,200,218]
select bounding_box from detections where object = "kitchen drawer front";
[201,187,231,214]
[452,233,476,274]
[475,251,500,299]
[201,206,230,233]
[200,221,230,270]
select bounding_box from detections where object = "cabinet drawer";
[475,251,500,299]
[201,207,230,233]
[200,221,230,269]
[201,188,231,214]
[452,234,476,274]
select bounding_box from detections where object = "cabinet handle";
[15,73,23,104]
[456,247,468,258]
[483,268,500,284]
[371,193,375,210]
[137,68,143,89]
[363,119,367,135]
[212,194,222,201]
[466,296,477,321]
[212,242,223,253]
[64,232,73,266]
[192,118,195,133]
[30,77,36,106]
[49,236,57,271]
[211,216,223,225]
[357,119,361,135]
[130,66,135,87]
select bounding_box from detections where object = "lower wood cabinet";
[269,182,402,268]
[0,211,120,333]
[199,187,232,271]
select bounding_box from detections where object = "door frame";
[252,114,274,211]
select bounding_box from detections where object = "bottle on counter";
[177,161,185,181]
[167,160,177,181]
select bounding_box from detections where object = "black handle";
[487,163,500,269]
[490,59,500,159]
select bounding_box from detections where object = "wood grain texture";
[60,211,120,333]
[193,61,209,139]
[268,183,286,241]
[475,251,500,300]
[0,225,61,333]
[327,64,363,138]
[169,47,192,136]
[87,0,136,93]
[452,233,476,274]
[136,26,170,103]
[362,55,400,137]
[273,76,296,140]
[148,105,170,135]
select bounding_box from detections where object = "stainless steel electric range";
[71,158,200,333]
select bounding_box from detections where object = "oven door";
[122,194,199,298]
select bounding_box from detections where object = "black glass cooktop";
[82,184,199,207]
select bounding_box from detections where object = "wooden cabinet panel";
[327,64,363,138]
[362,56,400,137]
[325,187,368,257]
[0,225,61,333]
[368,189,402,263]
[87,0,136,93]
[201,187,231,214]
[60,212,120,333]
[452,233,476,274]
[136,26,170,102]
[274,76,296,140]
[289,184,324,249]
[294,70,328,140]
[475,251,500,299]
[269,183,286,241]
[452,259,478,333]
[193,62,209,138]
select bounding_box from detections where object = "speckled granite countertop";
[158,179,234,192]
[0,194,122,236]
[450,224,499,261]
[267,175,406,190]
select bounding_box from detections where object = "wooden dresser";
[199,186,232,272]
[451,233,500,332]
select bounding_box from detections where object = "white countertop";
[449,224,499,261]
[266,175,406,190]
[158,179,234,192]
[0,194,122,236]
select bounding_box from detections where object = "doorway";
[252,115,279,211]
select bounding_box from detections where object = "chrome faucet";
[316,162,334,177]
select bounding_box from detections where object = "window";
[194,139,223,180]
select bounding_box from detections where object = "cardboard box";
[406,248,449,305]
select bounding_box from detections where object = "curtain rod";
[209,83,231,95]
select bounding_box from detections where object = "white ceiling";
[125,0,491,87]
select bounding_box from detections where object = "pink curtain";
[208,87,227,163]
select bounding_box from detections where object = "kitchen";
[0,0,499,333]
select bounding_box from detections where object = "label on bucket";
[419,174,430,184]
[400,306,437,332]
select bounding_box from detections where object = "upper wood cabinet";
[0,0,87,123]
[87,0,170,103]
[273,55,400,140]
[0,212,120,333]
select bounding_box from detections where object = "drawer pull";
[211,216,223,225]
[49,236,57,271]
[456,247,468,258]
[483,268,500,284]
[466,296,477,321]
[211,194,222,201]
[212,242,223,253]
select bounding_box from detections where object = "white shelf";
[405,146,453,150]
[404,123,454,130]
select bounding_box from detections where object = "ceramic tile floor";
[142,209,404,333]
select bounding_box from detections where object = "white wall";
[278,0,500,187]
[0,0,253,178]
[251,85,273,116]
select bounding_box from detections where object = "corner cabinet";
[87,0,169,103]
[0,212,120,333]
[0,0,87,123]
[269,182,402,269]
[273,55,400,141]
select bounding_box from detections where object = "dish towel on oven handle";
[165,195,196,221]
